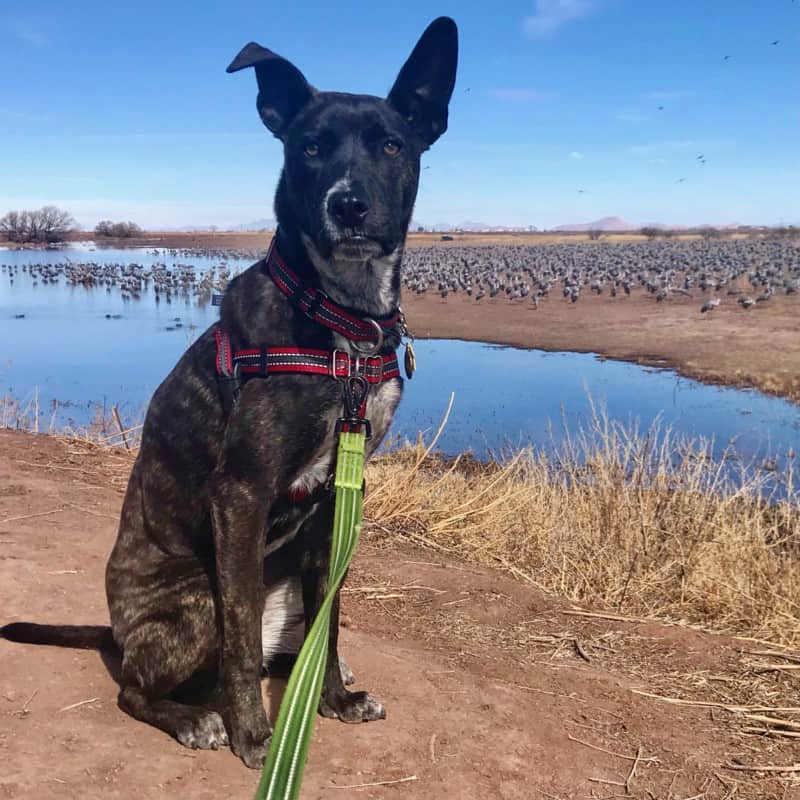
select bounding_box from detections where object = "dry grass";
[1,391,143,449]
[365,406,800,647]
[6,386,798,646]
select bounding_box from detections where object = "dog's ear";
[387,17,458,148]
[227,43,315,138]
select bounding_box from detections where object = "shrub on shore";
[94,220,144,238]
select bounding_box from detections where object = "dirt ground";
[1,430,798,799]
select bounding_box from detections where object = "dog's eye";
[303,141,320,158]
[383,140,401,157]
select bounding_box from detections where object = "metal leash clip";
[336,373,372,439]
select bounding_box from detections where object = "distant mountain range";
[554,216,636,232]
[426,221,539,232]
[554,217,748,232]
[167,215,781,234]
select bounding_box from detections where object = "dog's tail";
[1,622,115,651]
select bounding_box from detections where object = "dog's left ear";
[227,43,315,138]
[387,17,458,148]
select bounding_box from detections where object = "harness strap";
[228,345,400,384]
[262,241,401,343]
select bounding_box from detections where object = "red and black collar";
[262,239,402,344]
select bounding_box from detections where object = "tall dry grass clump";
[365,406,800,646]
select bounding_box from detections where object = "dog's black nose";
[328,190,369,228]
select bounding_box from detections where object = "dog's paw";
[230,728,271,769]
[319,690,386,723]
[176,710,229,751]
[339,657,356,686]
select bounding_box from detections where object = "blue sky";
[0,1,797,229]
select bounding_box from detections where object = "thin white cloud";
[488,88,546,102]
[523,0,597,38]
[568,151,585,159]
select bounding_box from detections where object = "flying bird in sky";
[676,178,686,183]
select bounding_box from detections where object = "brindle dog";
[1,17,457,768]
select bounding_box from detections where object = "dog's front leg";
[301,501,386,724]
[210,471,274,768]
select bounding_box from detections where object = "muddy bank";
[401,289,800,404]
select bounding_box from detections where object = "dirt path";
[0,431,795,799]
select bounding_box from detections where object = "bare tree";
[0,206,76,243]
[37,206,76,242]
[0,210,26,242]
[587,229,603,241]
[95,220,144,238]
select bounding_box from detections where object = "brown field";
[2,430,799,799]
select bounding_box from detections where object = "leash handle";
[255,431,366,800]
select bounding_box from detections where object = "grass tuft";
[366,406,800,646]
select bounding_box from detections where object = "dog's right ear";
[227,43,315,138]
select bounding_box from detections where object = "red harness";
[214,242,403,503]
[214,240,402,438]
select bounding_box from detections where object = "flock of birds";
[400,237,800,313]
[3,238,799,318]
[2,250,233,306]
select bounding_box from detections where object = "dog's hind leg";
[113,585,227,750]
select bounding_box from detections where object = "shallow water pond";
[1,246,798,474]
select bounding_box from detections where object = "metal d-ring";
[352,318,383,356]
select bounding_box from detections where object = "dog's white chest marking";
[288,454,332,496]
[288,371,401,497]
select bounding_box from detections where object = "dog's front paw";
[176,709,229,751]
[320,689,386,723]
[230,727,271,769]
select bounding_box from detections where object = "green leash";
[254,429,366,800]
